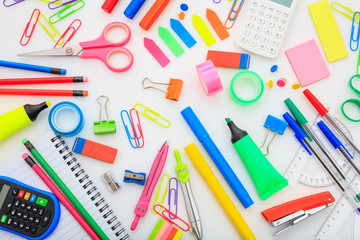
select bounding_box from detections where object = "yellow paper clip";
[151,174,170,214]
[134,103,171,128]
[49,0,85,24]
[36,11,64,45]
[224,0,245,29]
[54,19,82,48]
[331,2,359,24]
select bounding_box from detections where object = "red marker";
[0,89,88,96]
[0,76,88,85]
[102,0,119,13]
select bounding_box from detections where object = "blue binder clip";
[123,170,146,185]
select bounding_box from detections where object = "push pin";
[270,65,278,73]
[259,115,288,156]
[277,78,287,87]
[292,83,301,90]
[266,80,274,88]
[94,95,116,134]
[102,171,120,193]
[123,170,146,185]
[142,77,183,101]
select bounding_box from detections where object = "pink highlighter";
[131,141,169,230]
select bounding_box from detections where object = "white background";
[1,0,360,239]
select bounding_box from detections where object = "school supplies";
[37,11,64,45]
[308,0,348,62]
[151,174,170,214]
[350,12,360,51]
[120,109,144,148]
[261,191,335,235]
[229,71,264,105]
[49,0,85,24]
[134,103,170,128]
[3,0,25,7]
[0,76,87,85]
[224,0,245,29]
[19,22,134,72]
[206,50,250,69]
[94,95,116,134]
[48,101,84,137]
[144,37,170,67]
[196,60,222,96]
[184,143,256,240]
[259,115,288,156]
[206,8,229,40]
[102,171,121,192]
[168,177,178,219]
[49,0,77,10]
[226,118,288,200]
[331,2,359,23]
[285,39,330,87]
[142,77,183,101]
[131,141,169,230]
[0,89,88,96]
[20,9,40,46]
[102,0,119,13]
[22,154,99,240]
[140,0,170,30]
[0,175,60,239]
[123,170,146,185]
[170,18,197,48]
[124,0,146,19]
[192,15,215,47]
[72,137,118,164]
[181,106,253,208]
[153,204,190,232]
[236,0,298,58]
[341,75,360,121]
[54,19,82,48]
[0,60,66,75]
[174,149,202,240]
[148,219,182,240]
[0,101,50,142]
[277,78,286,87]
[159,27,184,57]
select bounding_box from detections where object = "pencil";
[22,153,100,240]
[0,89,88,96]
[22,139,110,240]
[0,76,88,85]
[0,60,66,75]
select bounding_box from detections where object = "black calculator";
[0,176,60,239]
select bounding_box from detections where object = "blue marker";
[170,18,197,48]
[181,106,253,208]
[0,60,66,75]
[124,0,146,19]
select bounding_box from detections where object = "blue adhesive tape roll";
[48,101,84,137]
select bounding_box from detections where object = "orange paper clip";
[54,19,82,48]
[153,204,190,232]
[20,9,40,46]
[142,77,183,101]
[224,0,245,29]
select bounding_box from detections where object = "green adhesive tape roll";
[229,70,264,105]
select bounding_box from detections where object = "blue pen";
[317,120,360,175]
[124,0,146,19]
[170,18,197,48]
[0,60,66,75]
[181,106,253,208]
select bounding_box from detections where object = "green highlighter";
[226,118,288,200]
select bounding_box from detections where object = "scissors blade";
[17,44,83,57]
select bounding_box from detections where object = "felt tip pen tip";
[225,118,231,123]
[46,101,51,106]
[22,153,29,159]
[22,138,29,144]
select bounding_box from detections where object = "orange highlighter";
[139,0,170,30]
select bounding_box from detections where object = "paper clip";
[130,108,144,148]
[142,77,183,101]
[153,204,190,232]
[20,9,40,46]
[259,115,288,156]
[3,0,25,7]
[120,109,144,148]
[37,11,64,45]
[123,170,146,185]
[350,12,360,51]
[134,103,171,128]
[152,174,170,214]
[94,95,116,134]
[331,2,359,24]
[49,0,85,24]
[49,0,77,10]
[54,19,81,48]
[168,177,178,219]
[224,0,245,29]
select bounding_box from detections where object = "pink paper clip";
[48,0,77,10]
[3,0,25,7]
[130,108,144,148]
[54,19,82,48]
[168,177,178,220]
[153,204,190,232]
[20,9,40,46]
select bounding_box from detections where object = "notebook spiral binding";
[50,135,130,240]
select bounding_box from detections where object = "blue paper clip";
[123,170,146,185]
[350,12,360,51]
[168,177,178,219]
[120,109,144,149]
[259,115,288,156]
[224,0,245,29]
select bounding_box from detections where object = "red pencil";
[0,89,88,96]
[0,76,88,85]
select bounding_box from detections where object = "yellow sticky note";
[192,14,216,47]
[308,0,348,62]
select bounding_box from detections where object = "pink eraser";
[144,37,170,67]
[83,76,88,82]
[22,153,29,159]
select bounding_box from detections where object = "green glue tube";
[226,118,288,200]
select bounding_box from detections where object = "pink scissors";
[18,22,134,72]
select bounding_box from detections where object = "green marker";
[158,26,184,57]
[226,118,288,200]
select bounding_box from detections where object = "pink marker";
[131,141,169,230]
[144,37,170,67]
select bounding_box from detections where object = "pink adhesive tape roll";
[196,60,223,96]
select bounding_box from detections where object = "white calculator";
[236,0,297,58]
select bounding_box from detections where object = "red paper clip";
[54,19,82,48]
[130,108,144,148]
[20,9,40,46]
[153,204,190,232]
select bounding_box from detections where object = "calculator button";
[252,1,258,7]
[265,29,273,35]
[250,8,256,13]
[266,13,271,18]
[245,22,254,29]
[274,32,282,39]
[12,219,19,228]
[258,10,264,16]
[262,36,270,43]
[25,223,31,232]
[38,208,44,216]
[22,212,29,221]
[269,47,277,54]
[281,19,287,25]
[267,21,275,28]
[239,36,248,43]
[1,215,7,223]
[34,216,41,225]
[20,201,26,209]
[275,10,281,15]
[259,44,267,50]
[271,40,279,46]
[273,16,279,21]
[41,211,51,228]
[252,32,260,39]
[18,190,25,198]
[249,40,257,47]
[6,217,13,225]
[283,12,289,18]
[16,210,23,218]
[36,197,48,207]
[255,25,263,32]
[12,188,19,196]
[28,214,34,223]
[31,225,37,234]
[276,25,285,31]
[26,203,32,212]
[30,195,36,203]
[14,199,20,207]
[257,18,266,25]
[32,206,39,214]
[242,28,251,36]
[4,198,14,214]
[260,4,266,9]
[24,192,31,201]
[268,6,274,12]
[248,15,256,22]
[10,209,16,216]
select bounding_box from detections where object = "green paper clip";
[49,0,85,24]
[36,11,64,45]
[94,95,116,134]
[192,14,216,47]
[134,103,171,128]
[331,2,359,23]
[158,27,184,57]
[151,174,170,214]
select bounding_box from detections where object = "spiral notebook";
[0,131,130,240]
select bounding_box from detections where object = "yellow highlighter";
[0,101,51,141]
[184,143,256,240]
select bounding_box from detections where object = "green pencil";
[23,138,109,240]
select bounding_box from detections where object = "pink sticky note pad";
[144,37,170,67]
[285,39,330,87]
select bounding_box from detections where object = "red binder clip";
[142,77,183,101]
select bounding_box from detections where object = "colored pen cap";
[124,0,145,19]
[317,120,341,149]
[102,0,119,13]
[181,106,209,142]
[282,112,306,142]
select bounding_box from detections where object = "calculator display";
[0,184,10,209]
[270,0,293,8]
